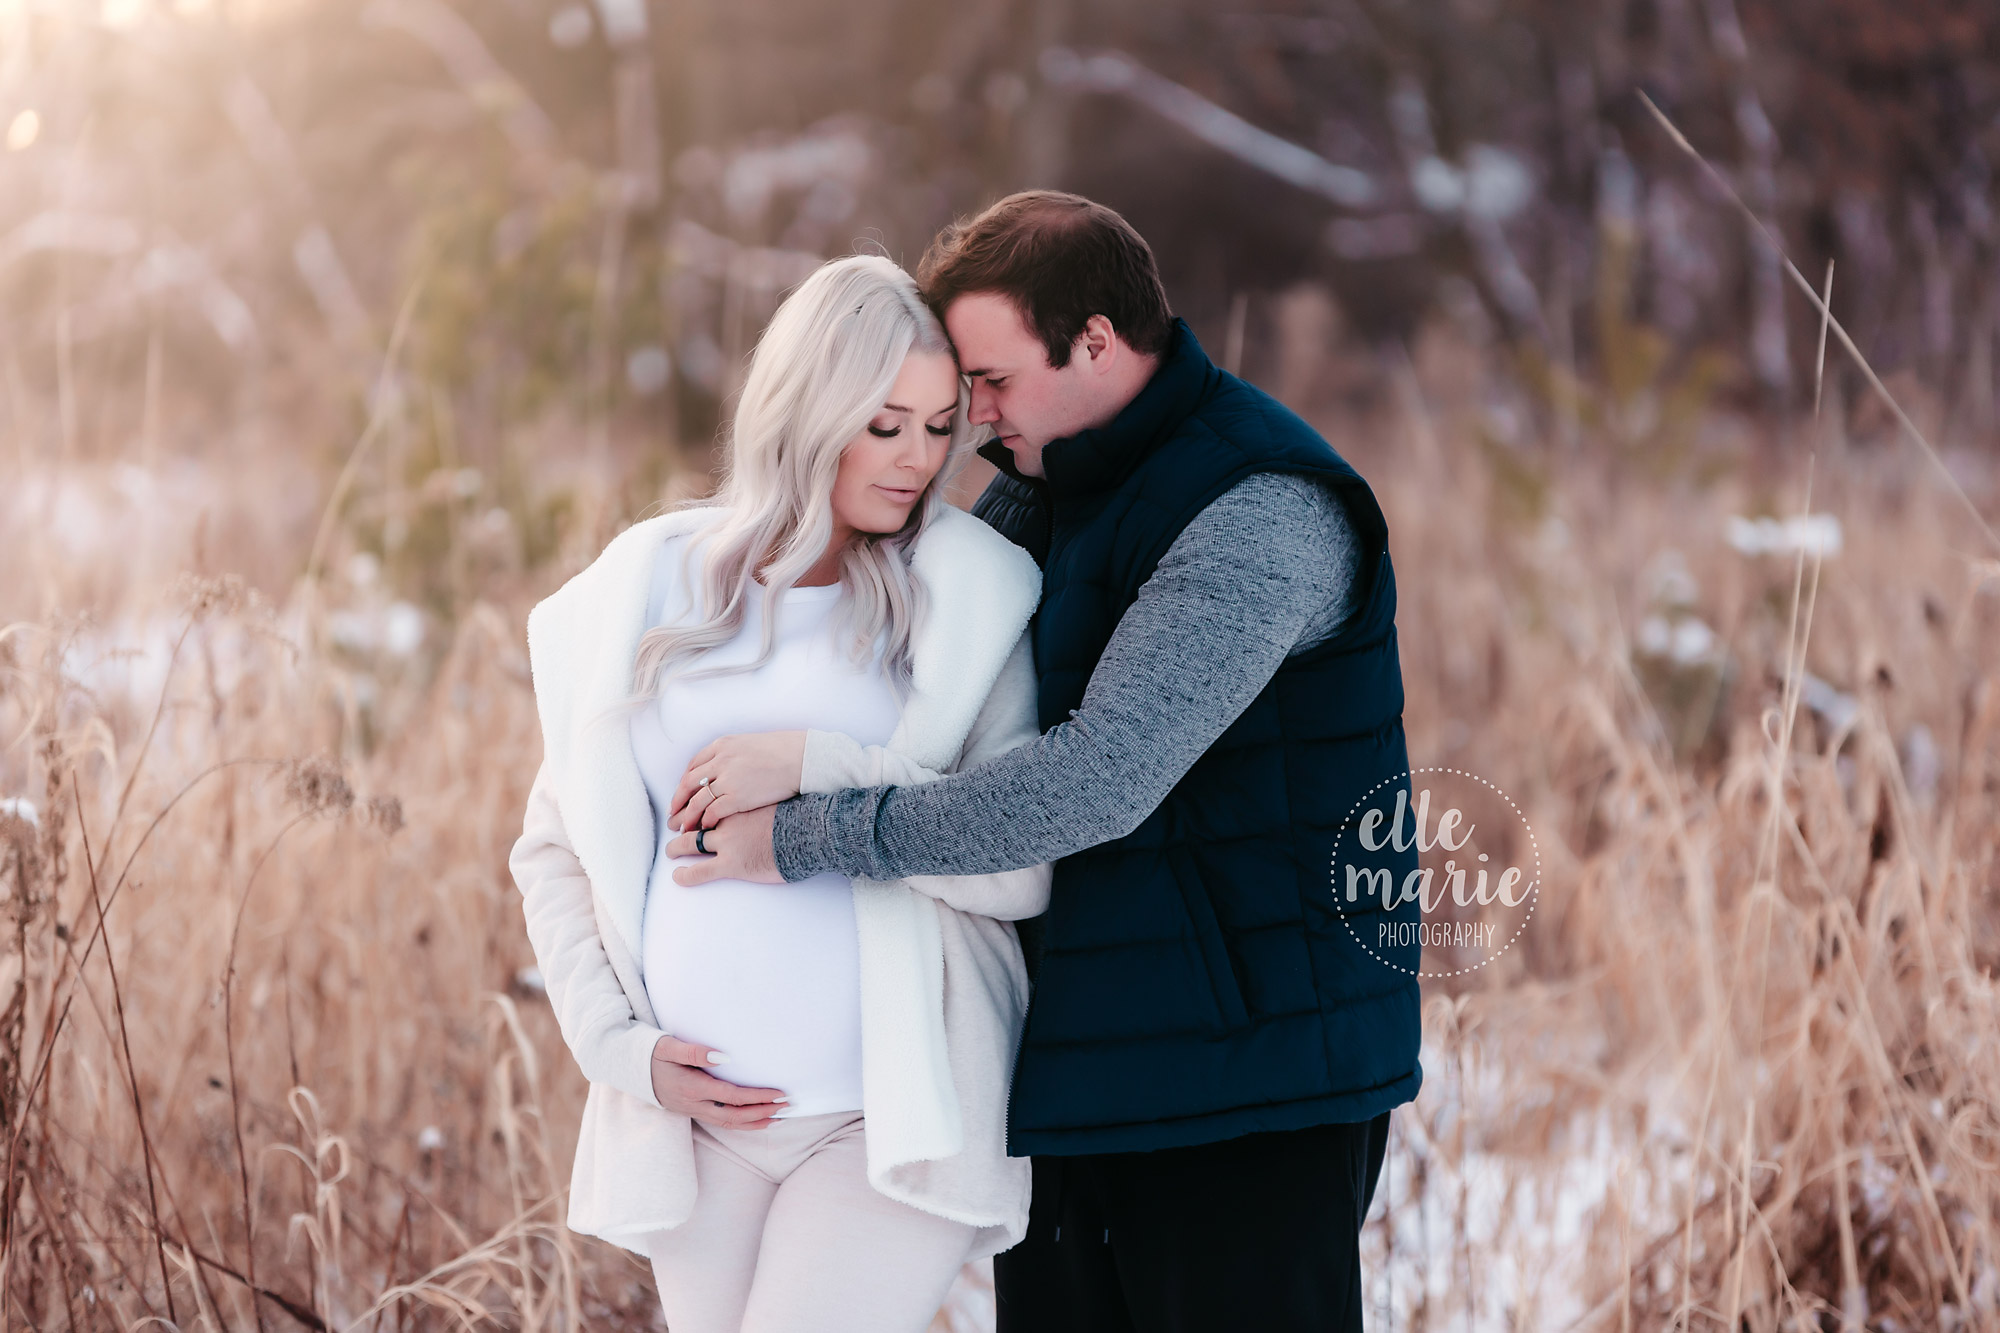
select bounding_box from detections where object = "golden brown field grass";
[4,325,1999,1333]
[5,0,1998,1326]
[1365,328,2000,1331]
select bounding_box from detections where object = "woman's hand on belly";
[670,730,807,830]
[650,1034,789,1129]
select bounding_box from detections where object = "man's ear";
[1079,314,1118,370]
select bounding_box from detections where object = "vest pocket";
[1166,848,1252,1032]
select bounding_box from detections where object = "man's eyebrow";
[960,367,994,379]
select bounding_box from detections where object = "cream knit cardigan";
[509,503,1048,1261]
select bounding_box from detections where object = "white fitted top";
[631,534,900,1118]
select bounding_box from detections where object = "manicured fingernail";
[773,1096,789,1103]
[707,1051,729,1065]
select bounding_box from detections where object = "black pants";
[993,1112,1391,1333]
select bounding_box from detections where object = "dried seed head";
[37,736,68,896]
[0,805,44,921]
[283,755,355,818]
[174,572,251,619]
[365,795,405,836]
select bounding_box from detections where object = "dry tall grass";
[4,323,1999,1332]
[5,1,1997,1327]
[1362,324,2000,1330]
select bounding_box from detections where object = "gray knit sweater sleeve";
[771,471,1361,880]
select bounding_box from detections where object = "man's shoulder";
[1170,472,1355,575]
[1206,470,1350,521]
[1162,377,1394,565]
[1185,374,1365,487]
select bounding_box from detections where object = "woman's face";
[828,348,959,538]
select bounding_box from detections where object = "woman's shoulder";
[527,508,720,641]
[908,503,1041,648]
[913,502,1041,592]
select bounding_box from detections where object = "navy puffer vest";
[974,320,1423,1157]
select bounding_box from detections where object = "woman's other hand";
[650,1035,788,1128]
[669,731,808,830]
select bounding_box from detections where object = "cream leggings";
[643,1109,976,1333]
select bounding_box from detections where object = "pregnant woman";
[508,255,1048,1332]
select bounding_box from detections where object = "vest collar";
[1039,318,1217,498]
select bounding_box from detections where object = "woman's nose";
[893,431,932,472]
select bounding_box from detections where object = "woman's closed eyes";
[867,422,954,439]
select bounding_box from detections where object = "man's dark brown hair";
[916,190,1174,368]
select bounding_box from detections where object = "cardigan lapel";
[527,509,714,963]
[891,504,1040,771]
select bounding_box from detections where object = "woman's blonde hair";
[631,254,976,697]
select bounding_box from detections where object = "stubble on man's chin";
[1004,436,1048,479]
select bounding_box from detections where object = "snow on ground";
[930,1035,1689,1332]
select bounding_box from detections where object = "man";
[671,190,1421,1331]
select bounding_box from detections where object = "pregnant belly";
[640,858,865,1119]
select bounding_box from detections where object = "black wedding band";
[694,826,710,855]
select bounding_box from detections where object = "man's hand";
[667,806,783,886]
[649,1035,787,1129]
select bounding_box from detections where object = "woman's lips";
[873,484,920,502]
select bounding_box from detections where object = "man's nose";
[967,382,1000,426]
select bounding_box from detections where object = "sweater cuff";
[604,1021,670,1109]
[773,793,838,882]
[799,729,868,795]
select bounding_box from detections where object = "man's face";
[945,292,1116,479]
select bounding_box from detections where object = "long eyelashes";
[868,424,956,438]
